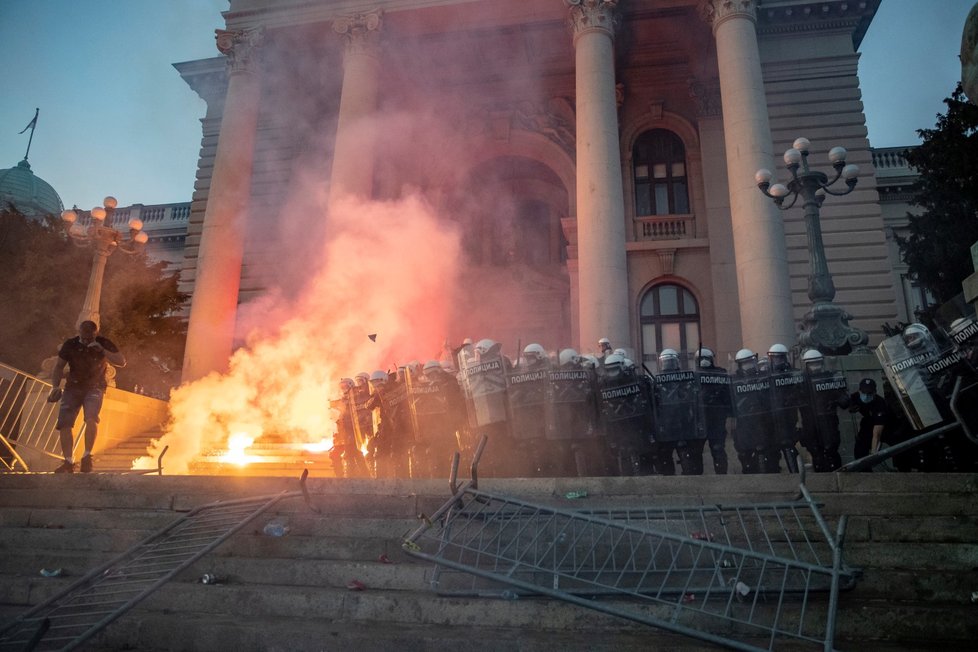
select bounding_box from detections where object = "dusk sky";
[0,0,973,212]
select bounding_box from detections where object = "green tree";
[898,85,978,305]
[0,207,187,395]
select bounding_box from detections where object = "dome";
[0,159,64,219]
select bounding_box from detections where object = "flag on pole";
[19,109,39,134]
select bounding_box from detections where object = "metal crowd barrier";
[403,438,854,651]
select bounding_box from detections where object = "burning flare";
[134,193,460,473]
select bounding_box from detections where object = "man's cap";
[859,378,877,393]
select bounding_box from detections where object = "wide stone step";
[9,574,978,647]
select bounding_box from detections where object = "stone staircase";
[0,472,976,651]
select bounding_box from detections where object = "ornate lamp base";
[797,301,869,355]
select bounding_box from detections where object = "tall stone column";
[566,0,631,353]
[182,28,264,383]
[330,11,382,202]
[702,0,795,352]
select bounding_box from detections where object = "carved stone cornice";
[687,77,722,117]
[215,28,265,75]
[698,0,758,34]
[332,10,383,59]
[565,0,620,42]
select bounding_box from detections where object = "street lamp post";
[755,138,868,355]
[61,196,148,328]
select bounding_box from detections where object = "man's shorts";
[55,386,105,430]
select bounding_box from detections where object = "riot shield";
[876,335,945,430]
[350,386,373,451]
[808,371,848,417]
[545,368,597,441]
[462,346,508,426]
[597,373,655,475]
[653,370,700,442]
[506,366,549,441]
[696,370,732,439]
[770,370,806,444]
[731,375,774,451]
[405,372,447,445]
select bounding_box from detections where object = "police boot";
[759,448,781,474]
[781,447,800,474]
[654,445,676,476]
[678,444,704,475]
[710,444,728,475]
[738,451,758,474]
[823,448,842,472]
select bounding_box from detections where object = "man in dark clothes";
[46,321,126,473]
[849,378,891,462]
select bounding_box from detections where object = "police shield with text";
[731,349,778,473]
[597,353,657,475]
[695,347,732,474]
[462,339,515,475]
[505,343,551,475]
[653,349,702,474]
[546,348,601,476]
[767,343,805,473]
[405,361,465,478]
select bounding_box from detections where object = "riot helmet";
[767,343,791,372]
[613,348,627,357]
[598,337,612,354]
[580,354,599,370]
[423,359,443,381]
[475,338,497,357]
[901,323,932,351]
[523,343,547,366]
[695,347,715,369]
[622,358,636,373]
[802,349,824,373]
[558,348,580,367]
[354,372,370,387]
[658,348,680,372]
[339,377,355,393]
[735,348,759,374]
[604,353,625,377]
[369,369,388,386]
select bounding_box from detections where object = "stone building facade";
[176,0,899,381]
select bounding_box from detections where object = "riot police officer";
[799,350,847,472]
[597,353,658,475]
[330,378,370,478]
[731,349,778,473]
[546,348,601,476]
[695,347,733,474]
[653,349,699,474]
[767,343,805,473]
[506,343,551,475]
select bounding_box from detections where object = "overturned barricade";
[403,440,856,651]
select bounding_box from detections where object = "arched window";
[640,283,700,364]
[632,130,690,216]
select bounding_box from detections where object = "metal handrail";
[0,361,85,471]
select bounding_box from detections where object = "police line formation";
[329,338,874,479]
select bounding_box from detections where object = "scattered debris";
[39,568,63,578]
[262,520,290,537]
[377,554,394,564]
[564,490,588,500]
[346,579,367,591]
